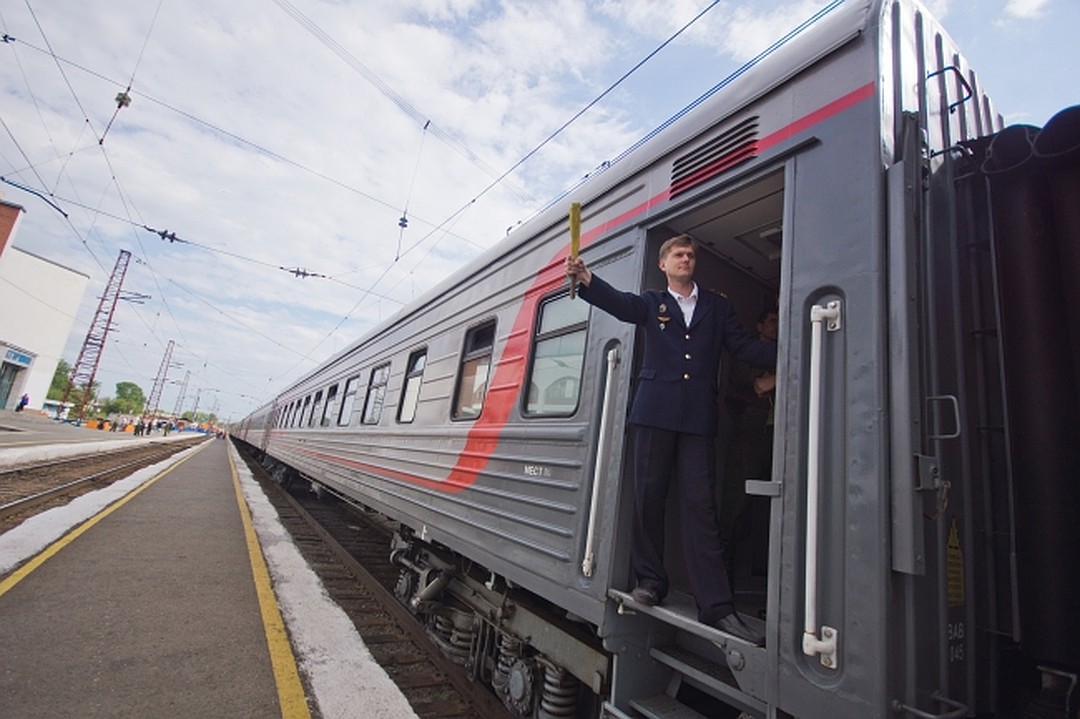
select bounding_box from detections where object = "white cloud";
[1003,0,1050,20]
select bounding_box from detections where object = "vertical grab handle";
[803,301,841,669]
[582,346,620,577]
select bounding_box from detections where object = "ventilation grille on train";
[670,116,759,198]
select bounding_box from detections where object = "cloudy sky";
[1,0,1075,422]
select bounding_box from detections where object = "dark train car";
[234,0,1079,716]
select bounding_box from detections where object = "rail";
[0,442,202,522]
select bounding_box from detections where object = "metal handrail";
[582,346,620,577]
[802,301,841,669]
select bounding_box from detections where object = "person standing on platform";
[16,393,29,412]
[565,235,777,646]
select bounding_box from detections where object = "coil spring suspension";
[538,664,580,718]
[430,609,474,665]
[493,635,522,693]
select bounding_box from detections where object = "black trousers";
[631,425,734,624]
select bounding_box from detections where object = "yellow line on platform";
[0,440,208,598]
[228,447,312,719]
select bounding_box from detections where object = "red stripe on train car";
[304,82,877,493]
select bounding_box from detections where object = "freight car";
[233,0,1079,716]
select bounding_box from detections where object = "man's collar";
[667,282,698,301]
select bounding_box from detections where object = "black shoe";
[630,585,660,607]
[709,612,765,646]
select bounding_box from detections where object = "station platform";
[0,409,197,465]
[0,436,417,719]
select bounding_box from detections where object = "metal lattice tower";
[62,250,132,419]
[145,339,175,420]
[172,370,190,417]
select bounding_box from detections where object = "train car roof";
[271,0,883,399]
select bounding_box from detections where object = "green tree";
[101,382,146,415]
[47,359,72,400]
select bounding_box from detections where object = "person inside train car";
[719,307,778,584]
[565,235,776,646]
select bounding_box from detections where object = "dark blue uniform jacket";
[580,273,777,438]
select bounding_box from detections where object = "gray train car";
[234,0,1080,716]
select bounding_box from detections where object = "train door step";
[609,588,767,649]
[650,644,767,717]
[629,694,708,719]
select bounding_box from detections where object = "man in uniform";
[565,235,776,645]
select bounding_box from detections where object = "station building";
[0,198,89,413]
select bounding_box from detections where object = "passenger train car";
[233,0,1079,716]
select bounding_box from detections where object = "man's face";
[758,313,779,341]
[659,245,696,283]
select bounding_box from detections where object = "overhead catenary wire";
[4,13,341,414]
[396,119,430,261]
[4,1,738,415]
[273,0,729,369]
[3,13,235,407]
[270,0,536,207]
[99,0,163,145]
[1,34,486,253]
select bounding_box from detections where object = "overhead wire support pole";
[146,339,175,421]
[61,249,133,420]
[173,370,191,417]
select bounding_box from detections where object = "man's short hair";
[757,307,779,324]
[658,234,696,262]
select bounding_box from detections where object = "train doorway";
[642,168,784,620]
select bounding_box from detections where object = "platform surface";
[0,438,289,718]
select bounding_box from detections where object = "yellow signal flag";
[568,202,582,298]
[569,202,581,258]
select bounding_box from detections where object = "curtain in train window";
[298,396,311,427]
[362,363,391,425]
[338,376,359,426]
[526,293,589,415]
[308,390,324,427]
[398,349,427,424]
[320,383,338,427]
[453,320,496,420]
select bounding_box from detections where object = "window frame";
[451,319,496,421]
[397,348,428,424]
[523,290,590,417]
[361,363,391,425]
[320,383,339,427]
[307,390,324,427]
[337,375,360,426]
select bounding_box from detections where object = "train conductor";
[565,234,777,646]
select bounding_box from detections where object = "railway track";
[0,438,206,532]
[237,448,514,719]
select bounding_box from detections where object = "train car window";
[397,349,427,424]
[338,376,360,426]
[308,390,324,427]
[298,396,311,427]
[362,363,391,425]
[452,320,496,420]
[525,293,589,416]
[321,384,338,427]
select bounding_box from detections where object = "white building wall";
[0,247,89,411]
